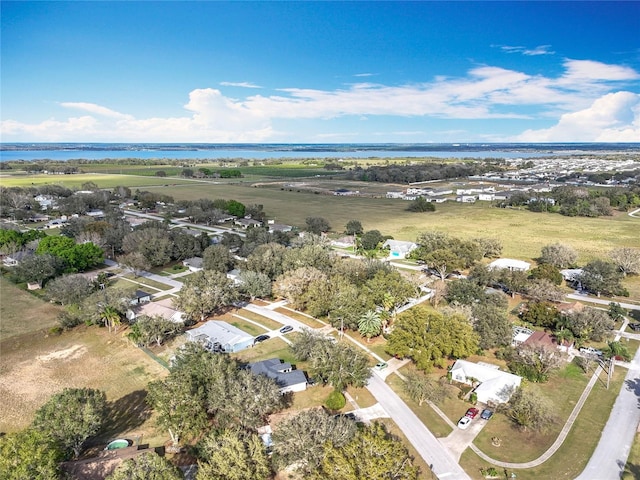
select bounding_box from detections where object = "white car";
[457,416,472,430]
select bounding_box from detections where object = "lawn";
[213,312,269,336]
[460,367,626,480]
[275,307,326,328]
[0,276,170,448]
[0,172,196,189]
[624,433,640,479]
[234,309,284,331]
[386,373,453,438]
[472,361,590,463]
[0,276,62,338]
[0,323,169,445]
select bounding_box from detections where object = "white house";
[382,240,418,259]
[450,360,522,405]
[488,258,531,272]
[186,320,255,353]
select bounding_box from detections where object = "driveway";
[440,414,489,461]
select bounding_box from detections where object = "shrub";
[325,390,346,411]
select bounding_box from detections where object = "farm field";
[0,172,196,188]
[0,278,168,448]
[155,181,638,262]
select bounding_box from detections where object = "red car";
[465,408,480,419]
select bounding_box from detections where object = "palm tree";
[604,341,631,361]
[358,310,383,343]
[554,329,574,348]
[101,305,121,333]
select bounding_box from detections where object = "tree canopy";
[0,429,63,480]
[272,408,356,474]
[106,452,183,480]
[174,270,239,321]
[318,422,420,480]
[33,388,107,459]
[386,306,479,371]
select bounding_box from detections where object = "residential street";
[574,347,640,480]
[366,374,471,480]
[565,293,640,311]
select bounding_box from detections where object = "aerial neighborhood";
[1,150,639,480]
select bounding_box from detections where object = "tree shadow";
[95,390,153,444]
[624,378,640,409]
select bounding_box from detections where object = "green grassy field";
[156,181,639,264]
[0,172,196,188]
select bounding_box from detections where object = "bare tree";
[610,247,640,276]
[540,243,578,268]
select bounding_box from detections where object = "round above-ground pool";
[105,439,131,450]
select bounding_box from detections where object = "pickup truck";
[579,347,603,357]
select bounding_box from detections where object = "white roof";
[488,258,531,271]
[451,360,519,383]
[382,240,417,253]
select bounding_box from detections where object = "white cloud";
[353,73,376,77]
[58,102,133,120]
[496,44,555,56]
[2,59,639,142]
[219,81,262,89]
[514,91,640,142]
[561,59,640,83]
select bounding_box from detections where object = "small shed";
[130,290,152,305]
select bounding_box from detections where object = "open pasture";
[157,181,639,263]
[0,172,196,189]
[0,278,167,446]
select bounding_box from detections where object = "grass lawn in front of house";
[234,309,284,331]
[460,366,626,480]
[386,373,453,438]
[275,307,327,328]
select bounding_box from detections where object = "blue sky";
[1,1,639,143]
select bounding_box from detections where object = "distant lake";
[0,149,556,162]
[2,143,637,162]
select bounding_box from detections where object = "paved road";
[575,348,640,480]
[123,209,246,237]
[367,374,471,480]
[565,293,640,311]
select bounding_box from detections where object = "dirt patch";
[36,344,88,362]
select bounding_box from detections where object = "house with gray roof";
[248,358,308,394]
[382,239,418,259]
[183,256,204,272]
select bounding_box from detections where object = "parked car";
[279,325,293,334]
[629,323,640,331]
[481,409,493,420]
[457,416,472,429]
[465,407,480,419]
[579,347,603,357]
[375,362,388,370]
[254,334,270,344]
